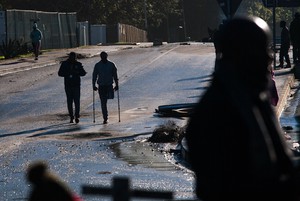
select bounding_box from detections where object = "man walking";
[30,23,43,60]
[290,12,300,64]
[58,52,87,123]
[92,51,119,124]
[278,20,291,68]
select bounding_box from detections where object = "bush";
[0,39,30,59]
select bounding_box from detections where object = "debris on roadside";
[155,103,196,117]
[148,120,186,143]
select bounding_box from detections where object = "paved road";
[0,42,297,201]
[1,43,210,201]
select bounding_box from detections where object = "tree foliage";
[1,0,181,30]
[241,0,300,25]
[2,0,300,41]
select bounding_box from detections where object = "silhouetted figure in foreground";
[186,16,300,201]
[26,161,83,201]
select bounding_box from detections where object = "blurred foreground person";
[26,161,83,201]
[186,16,299,201]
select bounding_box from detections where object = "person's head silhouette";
[68,52,77,63]
[216,15,273,93]
[280,20,286,28]
[100,51,108,63]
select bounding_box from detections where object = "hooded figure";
[186,16,299,201]
[30,23,43,60]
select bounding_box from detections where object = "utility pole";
[273,0,277,69]
[143,0,148,30]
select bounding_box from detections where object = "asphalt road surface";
[0,43,216,200]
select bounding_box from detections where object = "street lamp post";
[273,0,277,69]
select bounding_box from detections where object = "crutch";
[117,89,121,122]
[93,89,95,123]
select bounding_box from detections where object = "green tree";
[242,0,300,25]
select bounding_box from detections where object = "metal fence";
[77,21,89,46]
[91,24,106,45]
[107,23,147,43]
[5,9,77,49]
[3,9,147,51]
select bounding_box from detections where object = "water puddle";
[110,140,181,171]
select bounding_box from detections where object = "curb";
[0,61,57,76]
[0,44,154,76]
[275,74,295,117]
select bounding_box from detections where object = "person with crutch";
[92,51,119,124]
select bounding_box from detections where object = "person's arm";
[113,64,119,91]
[77,62,87,76]
[58,62,68,77]
[39,30,43,40]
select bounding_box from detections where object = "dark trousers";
[98,85,113,120]
[65,86,80,118]
[32,41,41,58]
[292,43,300,63]
[279,45,291,66]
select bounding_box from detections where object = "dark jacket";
[281,26,290,49]
[92,60,118,87]
[58,60,86,87]
[186,66,296,201]
[290,17,300,44]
